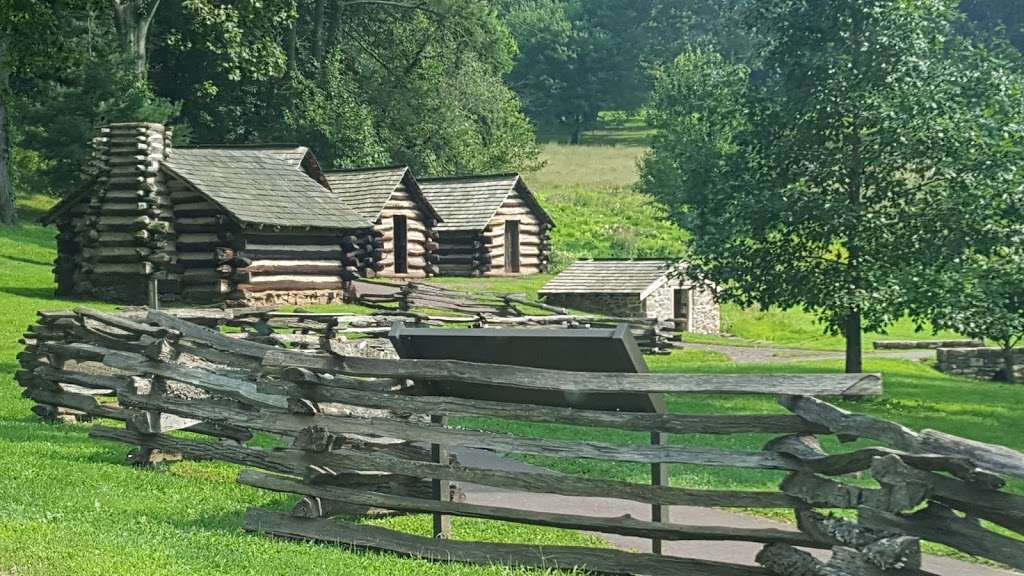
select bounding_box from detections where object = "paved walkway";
[452,447,1018,575]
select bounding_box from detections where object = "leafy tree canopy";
[641,0,1024,372]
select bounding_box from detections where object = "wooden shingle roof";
[419,174,552,232]
[164,147,372,230]
[324,166,441,223]
[539,259,676,297]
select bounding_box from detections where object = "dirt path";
[683,342,935,364]
[452,447,1017,575]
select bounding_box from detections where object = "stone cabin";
[323,166,442,278]
[538,259,720,334]
[42,122,380,306]
[419,174,553,276]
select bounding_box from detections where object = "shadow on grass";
[1,255,51,267]
[0,285,61,301]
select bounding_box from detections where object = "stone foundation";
[231,289,352,308]
[935,347,1024,381]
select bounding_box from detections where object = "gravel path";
[453,447,1018,575]
[683,342,935,364]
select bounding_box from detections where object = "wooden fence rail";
[355,281,680,353]
[15,307,1024,575]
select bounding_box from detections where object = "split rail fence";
[358,281,680,353]
[15,307,1024,575]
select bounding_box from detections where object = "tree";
[112,0,161,81]
[960,0,1024,51]
[1,0,62,224]
[927,246,1024,383]
[150,0,537,174]
[12,3,176,201]
[642,1,1024,373]
[499,0,653,143]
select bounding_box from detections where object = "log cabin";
[42,122,381,306]
[538,259,721,334]
[418,174,553,276]
[323,167,442,278]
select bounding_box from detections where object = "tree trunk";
[312,0,326,68]
[569,115,583,145]
[0,39,15,225]
[1003,346,1016,384]
[844,311,863,374]
[112,0,160,82]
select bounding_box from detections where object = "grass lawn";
[685,303,964,352]
[0,199,603,576]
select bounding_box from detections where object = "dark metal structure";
[388,322,668,551]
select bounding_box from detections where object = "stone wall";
[543,284,721,335]
[543,293,644,318]
[687,284,720,335]
[936,347,1024,381]
[643,282,675,320]
[641,281,720,335]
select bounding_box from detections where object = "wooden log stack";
[16,307,1024,574]
[71,123,176,303]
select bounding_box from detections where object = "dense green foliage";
[641,0,1024,372]
[2,0,543,223]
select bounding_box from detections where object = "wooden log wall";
[434,230,488,277]
[377,184,439,278]
[224,229,381,306]
[53,202,88,296]
[166,174,231,303]
[70,123,176,303]
[17,307,1024,573]
[481,190,551,276]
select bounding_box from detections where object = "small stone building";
[324,166,442,278]
[42,122,380,306]
[419,174,553,276]
[538,259,720,334]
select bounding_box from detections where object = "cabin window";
[393,215,408,274]
[504,220,520,273]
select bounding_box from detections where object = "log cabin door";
[504,220,520,273]
[393,215,408,274]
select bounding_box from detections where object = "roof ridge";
[580,258,676,262]
[325,165,409,174]
[419,172,521,182]
[174,144,305,150]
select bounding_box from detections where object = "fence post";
[431,414,451,538]
[651,431,668,554]
[148,276,160,310]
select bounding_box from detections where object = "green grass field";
[0,124,1020,572]
[0,199,604,576]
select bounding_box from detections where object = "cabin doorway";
[673,288,689,326]
[393,215,408,274]
[504,220,520,273]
